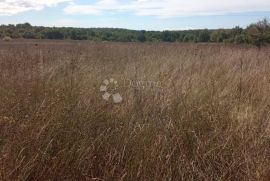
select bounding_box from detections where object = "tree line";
[0,19,270,46]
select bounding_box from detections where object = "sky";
[0,0,270,30]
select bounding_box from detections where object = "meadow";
[0,40,270,180]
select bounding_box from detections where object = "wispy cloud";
[64,0,270,18]
[1,0,270,19]
[0,0,71,16]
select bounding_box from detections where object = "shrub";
[246,18,270,47]
[3,36,12,41]
[234,34,248,44]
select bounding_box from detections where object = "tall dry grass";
[0,40,270,180]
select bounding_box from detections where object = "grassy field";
[0,40,270,180]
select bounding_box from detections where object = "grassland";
[0,40,270,180]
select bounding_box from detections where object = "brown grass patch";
[0,41,269,180]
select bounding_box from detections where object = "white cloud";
[1,0,270,18]
[64,0,270,18]
[64,5,101,15]
[0,0,71,16]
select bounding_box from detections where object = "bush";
[43,30,64,40]
[234,34,248,44]
[246,18,270,47]
[23,31,36,39]
[2,36,12,41]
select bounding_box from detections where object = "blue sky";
[0,0,270,30]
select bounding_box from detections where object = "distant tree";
[198,29,210,42]
[161,31,176,42]
[70,29,87,40]
[210,29,229,42]
[70,30,78,40]
[145,31,161,42]
[177,33,186,42]
[16,23,31,29]
[126,34,134,41]
[137,31,146,42]
[234,34,248,44]
[43,30,64,39]
[0,19,269,45]
[101,32,113,41]
[87,30,96,40]
[231,26,243,37]
[23,31,35,39]
[183,34,197,42]
[246,18,270,47]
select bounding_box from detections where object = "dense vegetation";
[1,19,270,46]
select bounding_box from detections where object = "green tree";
[161,31,178,42]
[43,30,64,39]
[246,18,270,47]
[23,31,35,39]
[0,19,269,45]
[210,29,229,42]
[198,29,210,42]
[183,34,196,42]
[16,23,31,29]
[234,34,248,44]
[137,31,146,42]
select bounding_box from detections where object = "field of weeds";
[0,40,270,180]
